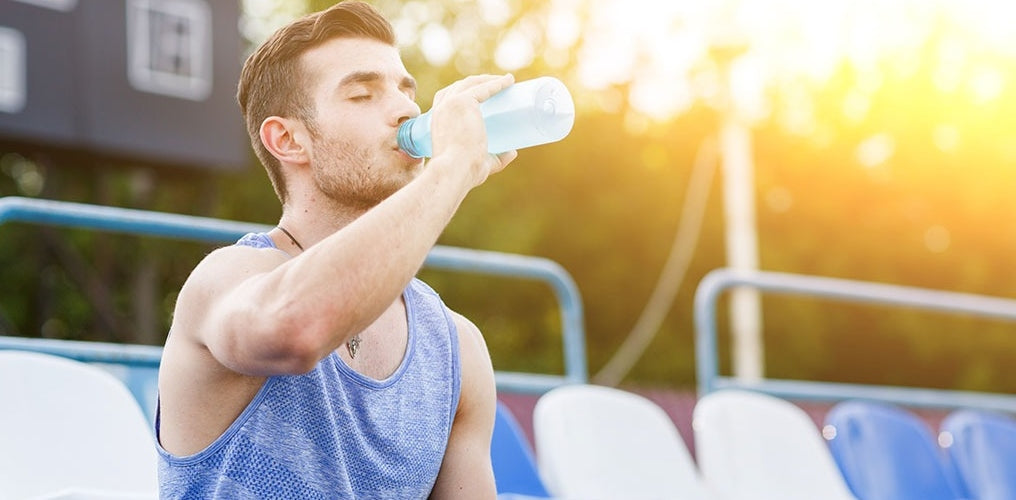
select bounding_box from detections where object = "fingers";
[426,74,518,184]
[489,150,518,175]
[495,150,517,167]
[433,74,514,106]
[467,74,515,103]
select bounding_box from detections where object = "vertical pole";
[720,118,763,382]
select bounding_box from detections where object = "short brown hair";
[237,1,396,204]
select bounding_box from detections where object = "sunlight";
[565,0,705,120]
[566,0,1016,125]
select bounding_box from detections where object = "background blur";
[2,0,1015,394]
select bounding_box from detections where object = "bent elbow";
[265,311,331,375]
[230,306,329,375]
[276,351,321,375]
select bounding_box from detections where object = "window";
[0,27,26,114]
[126,0,212,101]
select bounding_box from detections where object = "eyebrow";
[338,71,417,93]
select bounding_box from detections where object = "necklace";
[276,225,304,251]
[275,226,362,359]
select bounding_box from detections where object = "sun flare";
[560,0,1016,125]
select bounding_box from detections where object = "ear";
[260,116,311,166]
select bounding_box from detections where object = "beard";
[310,134,418,211]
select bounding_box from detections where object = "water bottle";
[397,76,575,158]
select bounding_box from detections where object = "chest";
[336,298,409,381]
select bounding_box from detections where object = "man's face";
[298,37,423,210]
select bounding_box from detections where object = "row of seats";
[828,400,1016,500]
[493,385,1016,500]
[4,349,1014,499]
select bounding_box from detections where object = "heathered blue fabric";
[156,232,462,499]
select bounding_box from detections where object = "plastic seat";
[940,408,1016,500]
[0,350,158,499]
[824,400,962,500]
[533,384,710,500]
[492,400,552,499]
[693,389,855,500]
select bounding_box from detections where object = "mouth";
[394,145,423,165]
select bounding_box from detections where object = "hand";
[428,74,518,186]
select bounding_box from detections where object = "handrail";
[694,268,1016,412]
[0,196,586,395]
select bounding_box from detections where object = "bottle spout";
[397,117,428,158]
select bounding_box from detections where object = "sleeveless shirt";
[156,232,462,499]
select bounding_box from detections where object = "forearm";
[252,155,481,361]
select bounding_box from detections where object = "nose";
[392,92,421,127]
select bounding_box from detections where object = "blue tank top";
[156,233,462,499]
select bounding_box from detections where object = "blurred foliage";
[3,0,1016,395]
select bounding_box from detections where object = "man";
[155,2,516,498]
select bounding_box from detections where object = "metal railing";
[0,196,587,419]
[695,267,1016,412]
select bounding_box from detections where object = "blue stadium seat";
[491,400,552,499]
[941,408,1016,500]
[824,400,963,500]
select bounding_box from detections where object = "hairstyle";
[237,1,397,204]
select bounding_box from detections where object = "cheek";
[323,116,387,148]
[311,132,377,172]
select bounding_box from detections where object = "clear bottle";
[397,76,575,158]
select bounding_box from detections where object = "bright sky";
[244,0,1016,128]
[529,0,1016,123]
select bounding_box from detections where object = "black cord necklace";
[276,226,304,251]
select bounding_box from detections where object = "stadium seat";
[532,384,710,500]
[0,350,158,499]
[824,400,962,500]
[693,389,856,500]
[491,400,552,499]
[940,408,1016,500]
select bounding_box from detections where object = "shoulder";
[170,244,289,341]
[190,242,290,283]
[178,244,285,297]
[449,311,486,358]
[448,310,495,413]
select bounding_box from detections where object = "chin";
[403,157,425,175]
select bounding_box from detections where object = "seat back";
[824,400,961,500]
[693,389,855,500]
[940,408,1016,500]
[492,400,551,498]
[533,384,709,500]
[0,350,158,499]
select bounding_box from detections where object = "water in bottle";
[397,76,575,158]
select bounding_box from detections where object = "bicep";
[430,314,498,499]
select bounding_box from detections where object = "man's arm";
[430,313,498,499]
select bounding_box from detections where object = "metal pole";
[720,119,764,382]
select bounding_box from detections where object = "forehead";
[299,37,409,89]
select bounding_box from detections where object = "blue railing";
[0,196,587,420]
[695,268,1016,412]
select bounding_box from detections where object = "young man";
[155,2,516,498]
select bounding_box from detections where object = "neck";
[278,197,370,250]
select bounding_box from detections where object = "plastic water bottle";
[397,76,575,158]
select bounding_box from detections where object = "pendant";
[347,335,362,359]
